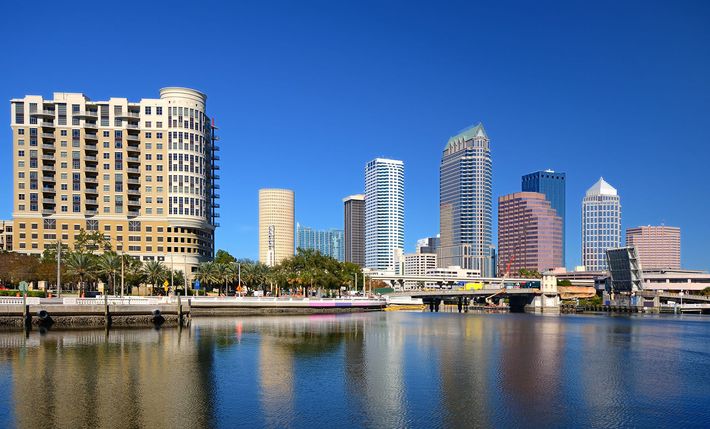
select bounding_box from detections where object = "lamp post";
[120,249,125,298]
[56,240,62,299]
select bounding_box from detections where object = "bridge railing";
[62,297,167,305]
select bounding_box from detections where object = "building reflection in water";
[1,328,213,429]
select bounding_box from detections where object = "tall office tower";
[296,223,345,261]
[626,225,681,270]
[9,88,219,275]
[415,235,440,254]
[582,177,621,271]
[522,170,566,265]
[365,158,404,271]
[498,192,563,273]
[343,194,365,266]
[438,123,493,276]
[258,189,294,266]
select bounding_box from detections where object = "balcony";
[126,167,140,175]
[127,178,140,185]
[84,143,98,152]
[42,172,55,179]
[85,177,98,184]
[117,111,140,120]
[74,111,98,119]
[85,198,98,205]
[85,133,98,140]
[85,166,98,173]
[85,187,98,195]
[125,123,140,130]
[127,156,140,163]
[84,122,98,129]
[85,155,97,162]
[30,110,55,118]
[41,121,55,128]
[41,154,55,161]
[127,189,141,196]
[42,208,55,215]
[42,198,55,204]
[85,210,98,217]
[212,183,220,189]
[127,199,141,207]
[42,143,55,150]
[41,133,55,139]
[126,134,140,142]
[42,187,56,193]
[127,210,140,217]
[126,144,140,153]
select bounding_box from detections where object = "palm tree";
[65,252,97,296]
[96,251,121,295]
[195,261,218,295]
[214,262,238,296]
[122,255,145,295]
[142,260,167,295]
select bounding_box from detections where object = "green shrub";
[0,289,47,298]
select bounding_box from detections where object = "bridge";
[385,287,561,313]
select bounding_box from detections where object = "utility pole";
[57,240,62,299]
[171,254,174,295]
[184,254,187,297]
[238,262,241,297]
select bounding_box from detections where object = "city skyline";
[1,1,709,271]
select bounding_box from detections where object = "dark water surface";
[0,312,708,428]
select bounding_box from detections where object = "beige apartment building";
[626,225,680,270]
[9,87,219,276]
[258,189,294,266]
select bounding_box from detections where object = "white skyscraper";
[365,158,404,271]
[582,177,621,271]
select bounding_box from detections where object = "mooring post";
[104,292,110,327]
[177,295,183,326]
[188,298,192,322]
[23,293,31,331]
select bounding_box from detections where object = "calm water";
[0,312,708,428]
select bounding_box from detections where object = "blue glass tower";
[522,170,566,266]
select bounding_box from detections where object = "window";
[86,220,98,231]
[145,106,152,115]
[156,107,162,115]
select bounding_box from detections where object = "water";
[0,312,708,428]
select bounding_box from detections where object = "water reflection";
[0,313,708,428]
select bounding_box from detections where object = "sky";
[0,0,709,270]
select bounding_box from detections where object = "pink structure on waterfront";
[498,192,562,274]
[626,225,681,270]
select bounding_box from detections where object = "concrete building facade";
[626,225,681,270]
[438,123,494,277]
[9,88,219,275]
[582,177,621,271]
[364,158,404,271]
[259,189,294,266]
[498,192,563,274]
[343,194,365,266]
[0,220,13,251]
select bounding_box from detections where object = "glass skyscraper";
[522,170,566,265]
[365,158,404,271]
[296,223,345,261]
[438,123,493,277]
[582,177,621,271]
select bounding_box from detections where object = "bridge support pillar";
[464,297,469,312]
[429,300,435,312]
[457,297,462,313]
[435,299,441,312]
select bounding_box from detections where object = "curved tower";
[259,189,295,266]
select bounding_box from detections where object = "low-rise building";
[0,220,13,251]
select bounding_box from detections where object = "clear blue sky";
[1,0,709,270]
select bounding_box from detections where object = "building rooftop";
[445,122,487,149]
[585,177,617,196]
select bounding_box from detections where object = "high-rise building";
[522,170,566,265]
[438,123,493,276]
[416,236,440,254]
[343,194,365,266]
[259,189,294,266]
[582,177,621,271]
[626,225,681,270]
[498,192,563,274]
[296,223,344,261]
[365,158,404,271]
[9,88,219,275]
[0,220,13,251]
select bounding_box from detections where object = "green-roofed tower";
[438,122,494,276]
